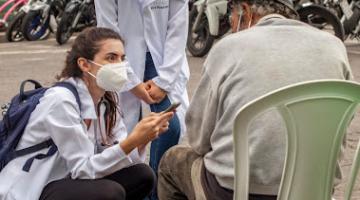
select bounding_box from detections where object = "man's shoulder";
[218,19,344,49]
[215,29,255,46]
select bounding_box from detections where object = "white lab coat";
[0,78,144,200]
[95,0,190,135]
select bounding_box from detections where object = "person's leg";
[144,52,181,172]
[144,52,181,199]
[148,100,181,172]
[105,163,156,200]
[201,164,233,200]
[157,145,206,200]
[201,161,278,200]
[39,178,126,200]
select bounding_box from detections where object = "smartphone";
[163,102,181,113]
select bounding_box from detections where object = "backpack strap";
[53,82,82,110]
[19,80,43,102]
[2,139,55,172]
[20,82,81,172]
[22,140,58,172]
[8,139,54,160]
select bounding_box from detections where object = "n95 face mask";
[87,60,129,92]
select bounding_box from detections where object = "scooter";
[0,0,28,31]
[187,0,230,57]
[56,0,96,45]
[322,0,360,40]
[294,0,345,40]
[5,0,43,42]
[21,0,67,41]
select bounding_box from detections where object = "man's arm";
[187,37,237,156]
[94,0,121,33]
[187,68,217,155]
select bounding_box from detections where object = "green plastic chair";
[345,138,360,200]
[233,80,360,200]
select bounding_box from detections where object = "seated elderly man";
[157,0,353,199]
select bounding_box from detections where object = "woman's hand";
[136,114,170,155]
[120,112,173,154]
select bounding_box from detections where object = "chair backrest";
[345,136,360,200]
[233,80,360,200]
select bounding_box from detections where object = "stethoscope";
[94,98,118,153]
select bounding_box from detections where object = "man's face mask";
[87,60,129,92]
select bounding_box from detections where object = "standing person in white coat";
[0,27,174,200]
[95,1,190,198]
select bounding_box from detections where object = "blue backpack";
[0,80,81,172]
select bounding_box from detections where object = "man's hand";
[130,83,156,104]
[145,80,168,103]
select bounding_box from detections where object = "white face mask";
[236,6,243,32]
[87,60,128,92]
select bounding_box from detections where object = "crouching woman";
[0,27,173,200]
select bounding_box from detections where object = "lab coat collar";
[64,77,98,120]
[256,14,286,26]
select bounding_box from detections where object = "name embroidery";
[150,0,169,10]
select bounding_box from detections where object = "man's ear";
[241,2,252,22]
[78,57,91,73]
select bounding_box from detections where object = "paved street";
[0,32,360,199]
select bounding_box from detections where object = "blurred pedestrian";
[95,1,190,199]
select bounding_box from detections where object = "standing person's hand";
[120,112,173,154]
[130,83,156,104]
[145,80,167,103]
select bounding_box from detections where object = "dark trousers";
[144,52,181,200]
[39,164,156,200]
[158,146,277,200]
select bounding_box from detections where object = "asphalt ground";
[0,32,360,199]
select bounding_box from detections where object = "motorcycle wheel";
[187,7,215,57]
[215,18,231,39]
[297,4,345,41]
[21,10,50,41]
[56,13,76,45]
[6,11,26,42]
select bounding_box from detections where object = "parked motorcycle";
[5,0,37,42]
[187,0,231,57]
[56,0,96,45]
[188,0,346,58]
[318,0,360,40]
[294,0,345,40]
[21,0,67,41]
[0,0,28,31]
